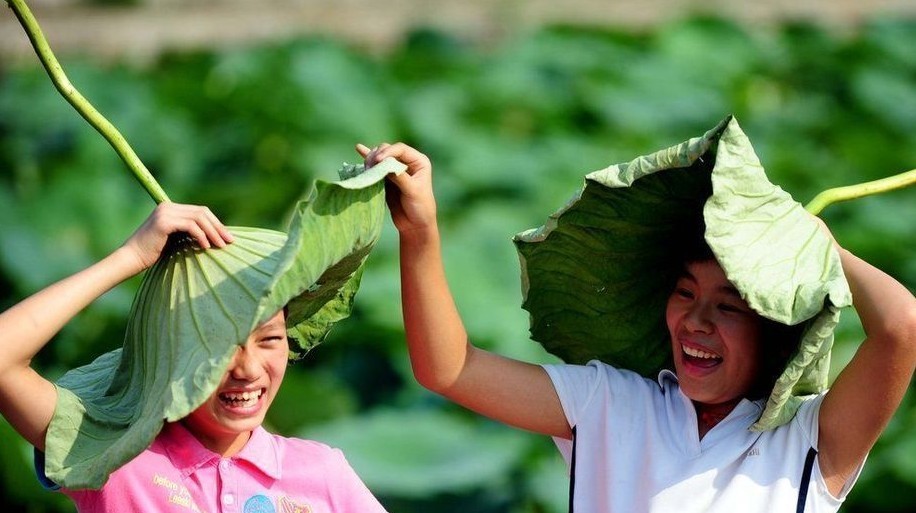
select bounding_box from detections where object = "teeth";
[683,345,719,359]
[220,389,263,407]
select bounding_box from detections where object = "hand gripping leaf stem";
[7,0,405,489]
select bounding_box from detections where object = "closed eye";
[260,335,286,345]
[718,303,747,313]
[675,287,695,299]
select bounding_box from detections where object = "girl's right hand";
[121,202,234,273]
[356,142,437,238]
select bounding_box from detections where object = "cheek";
[724,320,763,361]
[268,354,288,388]
[664,299,680,333]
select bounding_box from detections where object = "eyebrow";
[258,318,287,331]
[719,285,743,298]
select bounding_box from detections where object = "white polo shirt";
[544,361,862,513]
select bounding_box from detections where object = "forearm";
[0,245,144,373]
[817,248,916,491]
[399,226,472,393]
[840,248,916,363]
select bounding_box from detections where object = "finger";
[373,142,412,162]
[365,142,391,166]
[355,143,371,157]
[386,169,413,191]
[178,219,211,249]
[194,208,232,248]
[163,204,230,249]
[375,143,431,175]
[200,207,234,246]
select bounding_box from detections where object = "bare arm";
[818,243,916,496]
[0,203,233,450]
[358,143,571,439]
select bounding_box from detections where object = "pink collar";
[156,422,282,481]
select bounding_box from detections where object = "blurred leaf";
[0,420,71,511]
[265,369,358,433]
[303,409,533,498]
[851,68,916,132]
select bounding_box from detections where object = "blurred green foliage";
[1,15,915,512]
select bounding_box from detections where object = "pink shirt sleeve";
[325,448,388,513]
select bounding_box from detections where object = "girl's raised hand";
[356,142,437,238]
[121,202,234,272]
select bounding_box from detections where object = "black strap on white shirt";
[568,426,578,513]
[796,447,818,513]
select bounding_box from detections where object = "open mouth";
[682,344,722,369]
[218,388,265,409]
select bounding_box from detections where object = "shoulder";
[544,360,662,394]
[543,360,664,422]
[789,393,827,448]
[271,432,349,467]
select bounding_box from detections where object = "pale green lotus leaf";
[514,117,851,431]
[44,158,405,489]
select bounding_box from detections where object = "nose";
[683,302,714,334]
[227,344,262,381]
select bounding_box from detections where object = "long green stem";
[805,168,916,215]
[6,0,170,204]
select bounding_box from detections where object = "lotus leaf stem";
[6,0,170,204]
[806,168,916,215]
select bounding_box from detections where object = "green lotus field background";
[1,15,915,512]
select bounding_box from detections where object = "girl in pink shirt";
[0,203,387,513]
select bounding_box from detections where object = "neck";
[181,420,253,457]
[694,399,741,439]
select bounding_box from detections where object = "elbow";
[879,302,916,368]
[408,338,473,397]
[901,304,916,360]
[412,365,458,396]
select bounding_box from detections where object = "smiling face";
[182,309,289,456]
[666,259,764,411]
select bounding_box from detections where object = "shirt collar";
[657,368,678,387]
[159,422,282,481]
[235,425,282,480]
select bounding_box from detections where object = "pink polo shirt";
[48,422,387,513]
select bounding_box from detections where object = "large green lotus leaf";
[514,122,719,374]
[514,117,851,430]
[44,158,405,489]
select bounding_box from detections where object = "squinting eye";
[675,288,694,299]
[718,304,743,313]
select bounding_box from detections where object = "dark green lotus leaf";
[514,117,851,430]
[43,158,405,489]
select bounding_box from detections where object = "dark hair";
[680,220,715,264]
[749,318,807,399]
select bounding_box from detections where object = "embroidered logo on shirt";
[244,495,276,513]
[748,447,761,457]
[279,496,312,513]
[242,494,312,513]
[151,474,204,512]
